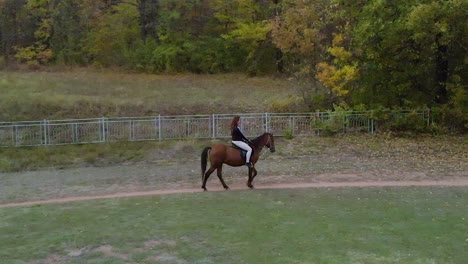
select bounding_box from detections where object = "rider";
[230,116,254,168]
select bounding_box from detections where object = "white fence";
[0,111,429,147]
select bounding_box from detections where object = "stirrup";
[246,162,254,168]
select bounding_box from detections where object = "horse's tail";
[201,147,211,179]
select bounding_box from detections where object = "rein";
[252,133,270,150]
[264,134,271,148]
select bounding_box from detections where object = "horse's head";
[252,133,275,153]
[264,133,275,153]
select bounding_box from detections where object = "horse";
[200,132,275,191]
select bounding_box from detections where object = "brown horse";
[201,132,275,191]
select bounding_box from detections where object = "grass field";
[1,187,467,264]
[0,70,299,121]
[1,70,467,263]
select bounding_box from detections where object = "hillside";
[0,70,302,121]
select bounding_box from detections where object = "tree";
[215,0,273,75]
[352,0,467,108]
[271,0,357,109]
[137,0,160,40]
[13,0,53,66]
[86,1,139,67]
[49,0,87,64]
[405,0,467,105]
[0,0,31,64]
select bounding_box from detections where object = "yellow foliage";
[316,62,358,96]
[14,44,53,66]
[332,33,345,46]
[328,46,352,62]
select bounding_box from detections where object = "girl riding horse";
[231,116,254,168]
[200,118,275,191]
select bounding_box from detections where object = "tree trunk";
[434,33,449,104]
[138,0,159,41]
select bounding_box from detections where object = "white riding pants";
[232,141,252,163]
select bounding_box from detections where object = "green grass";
[1,187,467,263]
[0,70,298,121]
[0,138,215,172]
[0,141,169,172]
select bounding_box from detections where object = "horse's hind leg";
[202,166,216,191]
[216,166,229,190]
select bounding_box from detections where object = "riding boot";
[246,162,254,168]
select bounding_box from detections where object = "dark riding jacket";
[232,126,251,143]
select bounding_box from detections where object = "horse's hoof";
[248,184,255,189]
[202,186,207,191]
[224,186,230,190]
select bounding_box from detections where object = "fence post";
[265,112,269,132]
[14,125,18,146]
[315,111,320,136]
[130,120,134,141]
[71,122,75,144]
[212,114,216,139]
[101,117,106,142]
[10,124,14,147]
[291,116,295,136]
[42,119,48,145]
[158,115,162,141]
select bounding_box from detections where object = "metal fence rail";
[0,111,430,147]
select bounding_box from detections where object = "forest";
[0,0,466,131]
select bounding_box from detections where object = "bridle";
[263,133,273,149]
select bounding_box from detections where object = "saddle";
[231,143,254,162]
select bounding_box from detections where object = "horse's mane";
[251,132,271,148]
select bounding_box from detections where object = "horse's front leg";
[217,166,229,190]
[247,167,256,189]
[252,167,258,178]
[247,168,254,189]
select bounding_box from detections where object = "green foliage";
[126,39,159,71]
[270,0,466,127]
[150,44,184,72]
[87,1,140,67]
[50,0,88,64]
[389,111,428,133]
[431,106,468,134]
[283,128,293,140]
[370,108,431,134]
[316,105,351,136]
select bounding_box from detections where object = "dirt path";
[2,179,468,208]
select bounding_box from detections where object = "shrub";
[283,129,293,139]
[269,95,305,113]
[315,105,351,136]
[388,111,427,133]
[431,106,467,134]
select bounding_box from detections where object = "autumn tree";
[352,0,467,109]
[0,0,32,65]
[12,0,53,66]
[271,0,358,109]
